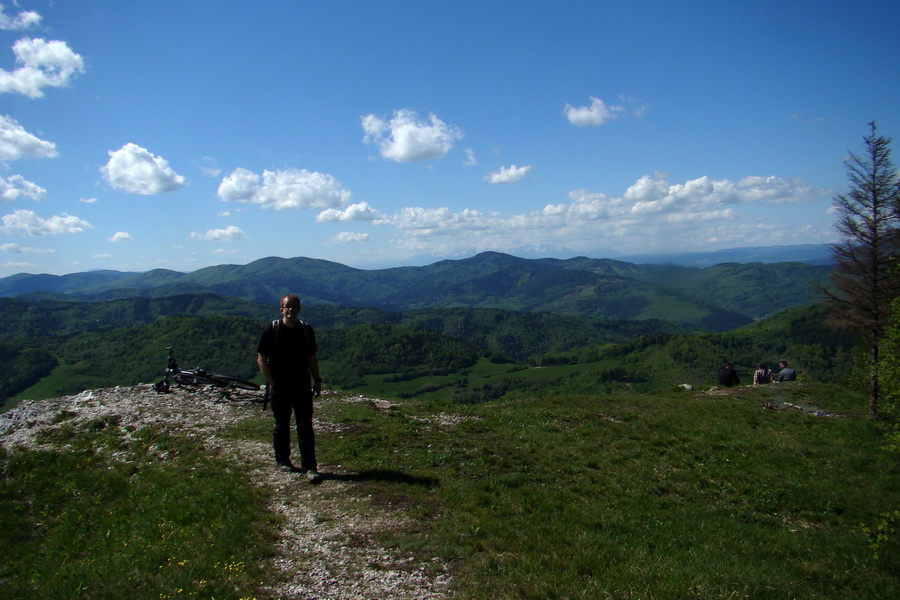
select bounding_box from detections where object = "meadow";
[2,382,897,599]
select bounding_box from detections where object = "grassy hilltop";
[1,256,896,597]
[1,382,897,599]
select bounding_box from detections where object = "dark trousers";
[270,386,316,471]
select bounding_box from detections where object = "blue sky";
[0,0,897,276]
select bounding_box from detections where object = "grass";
[348,357,620,402]
[320,383,899,599]
[3,363,108,414]
[2,382,898,599]
[0,418,274,600]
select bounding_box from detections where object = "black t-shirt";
[717,368,740,387]
[257,319,317,389]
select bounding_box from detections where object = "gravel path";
[1,385,453,599]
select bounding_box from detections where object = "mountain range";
[0,249,832,332]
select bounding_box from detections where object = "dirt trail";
[1,386,452,599]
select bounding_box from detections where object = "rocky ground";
[0,385,453,599]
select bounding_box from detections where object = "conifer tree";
[825,122,900,417]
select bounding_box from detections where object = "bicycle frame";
[155,347,260,393]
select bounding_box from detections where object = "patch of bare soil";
[1,386,453,599]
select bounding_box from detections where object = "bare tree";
[824,122,900,417]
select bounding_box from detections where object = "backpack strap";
[272,318,313,347]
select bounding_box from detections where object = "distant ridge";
[0,248,833,333]
[624,243,833,267]
[398,243,833,269]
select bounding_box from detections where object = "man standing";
[257,294,323,482]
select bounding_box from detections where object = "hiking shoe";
[306,470,322,484]
[276,461,298,473]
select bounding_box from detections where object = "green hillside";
[1,295,856,412]
[2,384,896,598]
[0,252,831,331]
[0,294,273,338]
[1,271,896,598]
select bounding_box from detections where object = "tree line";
[1,300,858,408]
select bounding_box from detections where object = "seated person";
[717,361,740,387]
[776,360,797,382]
[753,362,772,385]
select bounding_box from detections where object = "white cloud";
[564,96,624,127]
[190,225,247,241]
[79,197,98,203]
[317,201,382,222]
[622,174,826,215]
[483,164,532,184]
[218,167,350,210]
[3,260,35,269]
[0,38,85,98]
[373,173,830,257]
[197,156,221,177]
[110,231,132,242]
[0,114,57,161]
[563,95,647,127]
[1,209,93,236]
[464,148,477,166]
[101,143,186,195]
[329,232,370,244]
[0,6,41,31]
[0,242,53,253]
[0,174,45,201]
[93,253,112,259]
[361,109,463,162]
[379,206,495,235]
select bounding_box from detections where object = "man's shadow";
[317,469,437,487]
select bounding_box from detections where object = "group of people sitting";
[717,360,796,388]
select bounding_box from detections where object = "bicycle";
[154,346,261,394]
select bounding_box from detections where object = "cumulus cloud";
[190,225,247,241]
[378,206,495,235]
[0,38,85,98]
[1,209,93,236]
[329,232,370,244]
[218,167,350,210]
[316,201,382,222]
[564,95,646,127]
[1,242,53,253]
[361,109,463,162]
[110,231,132,242]
[483,164,532,184]
[101,143,186,194]
[0,6,41,30]
[372,173,830,257]
[622,174,824,214]
[1,174,45,201]
[564,97,624,126]
[0,115,57,161]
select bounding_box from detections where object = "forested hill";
[1,293,853,408]
[0,252,831,332]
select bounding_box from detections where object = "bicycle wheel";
[208,375,260,391]
[173,373,211,386]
